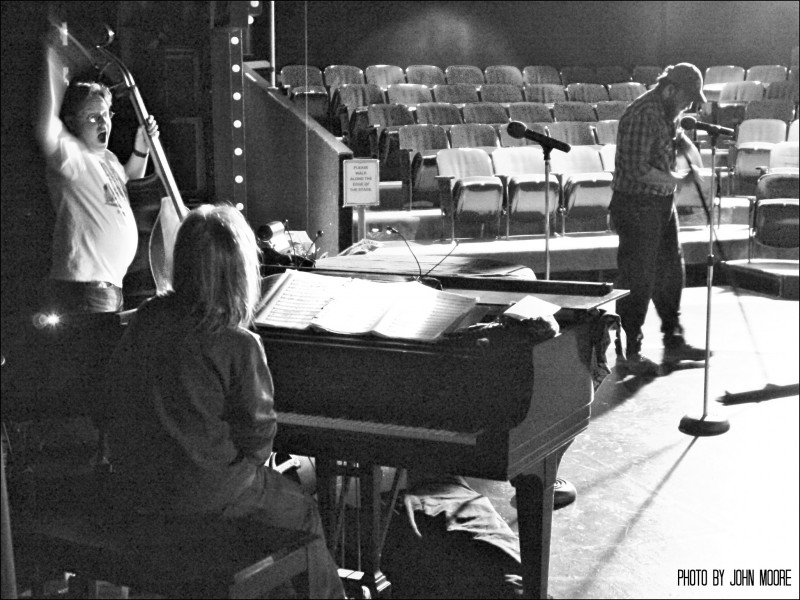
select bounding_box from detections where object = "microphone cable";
[385,226,422,281]
[421,239,460,279]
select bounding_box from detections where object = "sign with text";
[343,159,380,207]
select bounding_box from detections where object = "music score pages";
[255,270,479,342]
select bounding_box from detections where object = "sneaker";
[663,339,708,363]
[618,352,660,377]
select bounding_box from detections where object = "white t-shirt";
[46,125,138,288]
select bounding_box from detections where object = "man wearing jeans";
[611,63,708,376]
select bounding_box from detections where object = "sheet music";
[310,278,401,335]
[256,272,477,341]
[255,270,351,329]
[371,282,478,341]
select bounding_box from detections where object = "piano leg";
[316,457,339,552]
[358,464,392,598]
[512,448,563,600]
[315,458,392,598]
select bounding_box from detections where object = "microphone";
[680,116,734,137]
[306,230,324,261]
[507,121,571,153]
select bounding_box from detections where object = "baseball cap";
[658,63,707,103]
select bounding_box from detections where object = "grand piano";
[257,259,625,599]
[2,260,624,600]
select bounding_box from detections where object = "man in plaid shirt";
[610,63,709,377]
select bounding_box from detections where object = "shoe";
[553,477,577,510]
[618,352,660,377]
[663,339,708,363]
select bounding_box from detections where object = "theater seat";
[490,146,560,236]
[436,148,504,239]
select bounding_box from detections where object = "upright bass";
[54,20,189,295]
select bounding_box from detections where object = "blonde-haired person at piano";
[36,36,156,314]
[101,204,345,598]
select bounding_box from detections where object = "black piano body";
[257,267,624,599]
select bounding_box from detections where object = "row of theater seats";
[434,145,615,239]
[400,116,799,230]
[347,99,630,159]
[434,133,799,239]
[280,64,664,96]
[283,62,797,96]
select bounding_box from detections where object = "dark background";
[2,1,798,324]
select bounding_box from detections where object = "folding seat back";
[445,65,485,85]
[368,103,416,176]
[566,83,609,103]
[764,80,799,103]
[743,100,795,124]
[596,65,631,85]
[552,102,597,122]
[288,86,330,124]
[547,121,597,146]
[399,124,451,155]
[398,124,451,209]
[632,65,663,87]
[324,64,365,94]
[705,65,747,85]
[756,172,800,201]
[522,65,562,86]
[703,65,746,102]
[333,83,385,156]
[365,64,406,92]
[593,120,619,145]
[280,65,325,90]
[484,65,524,87]
[508,102,553,124]
[432,84,481,105]
[608,82,646,102]
[448,123,499,150]
[498,122,549,147]
[719,81,765,103]
[333,83,385,120]
[560,66,597,85]
[737,119,789,147]
[768,141,800,171]
[479,84,524,105]
[405,65,446,88]
[491,146,545,176]
[386,83,433,108]
[718,81,766,131]
[734,119,789,195]
[415,102,464,128]
[746,65,788,84]
[594,101,629,121]
[524,83,567,105]
[749,198,799,253]
[558,146,613,232]
[368,103,415,129]
[462,102,510,125]
[436,148,504,238]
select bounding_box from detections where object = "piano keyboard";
[278,412,480,446]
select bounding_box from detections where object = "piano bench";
[14,510,320,599]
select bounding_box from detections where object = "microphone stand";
[678,131,730,437]
[542,145,553,280]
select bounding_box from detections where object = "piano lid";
[265,256,628,313]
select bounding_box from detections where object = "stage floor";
[338,224,753,281]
